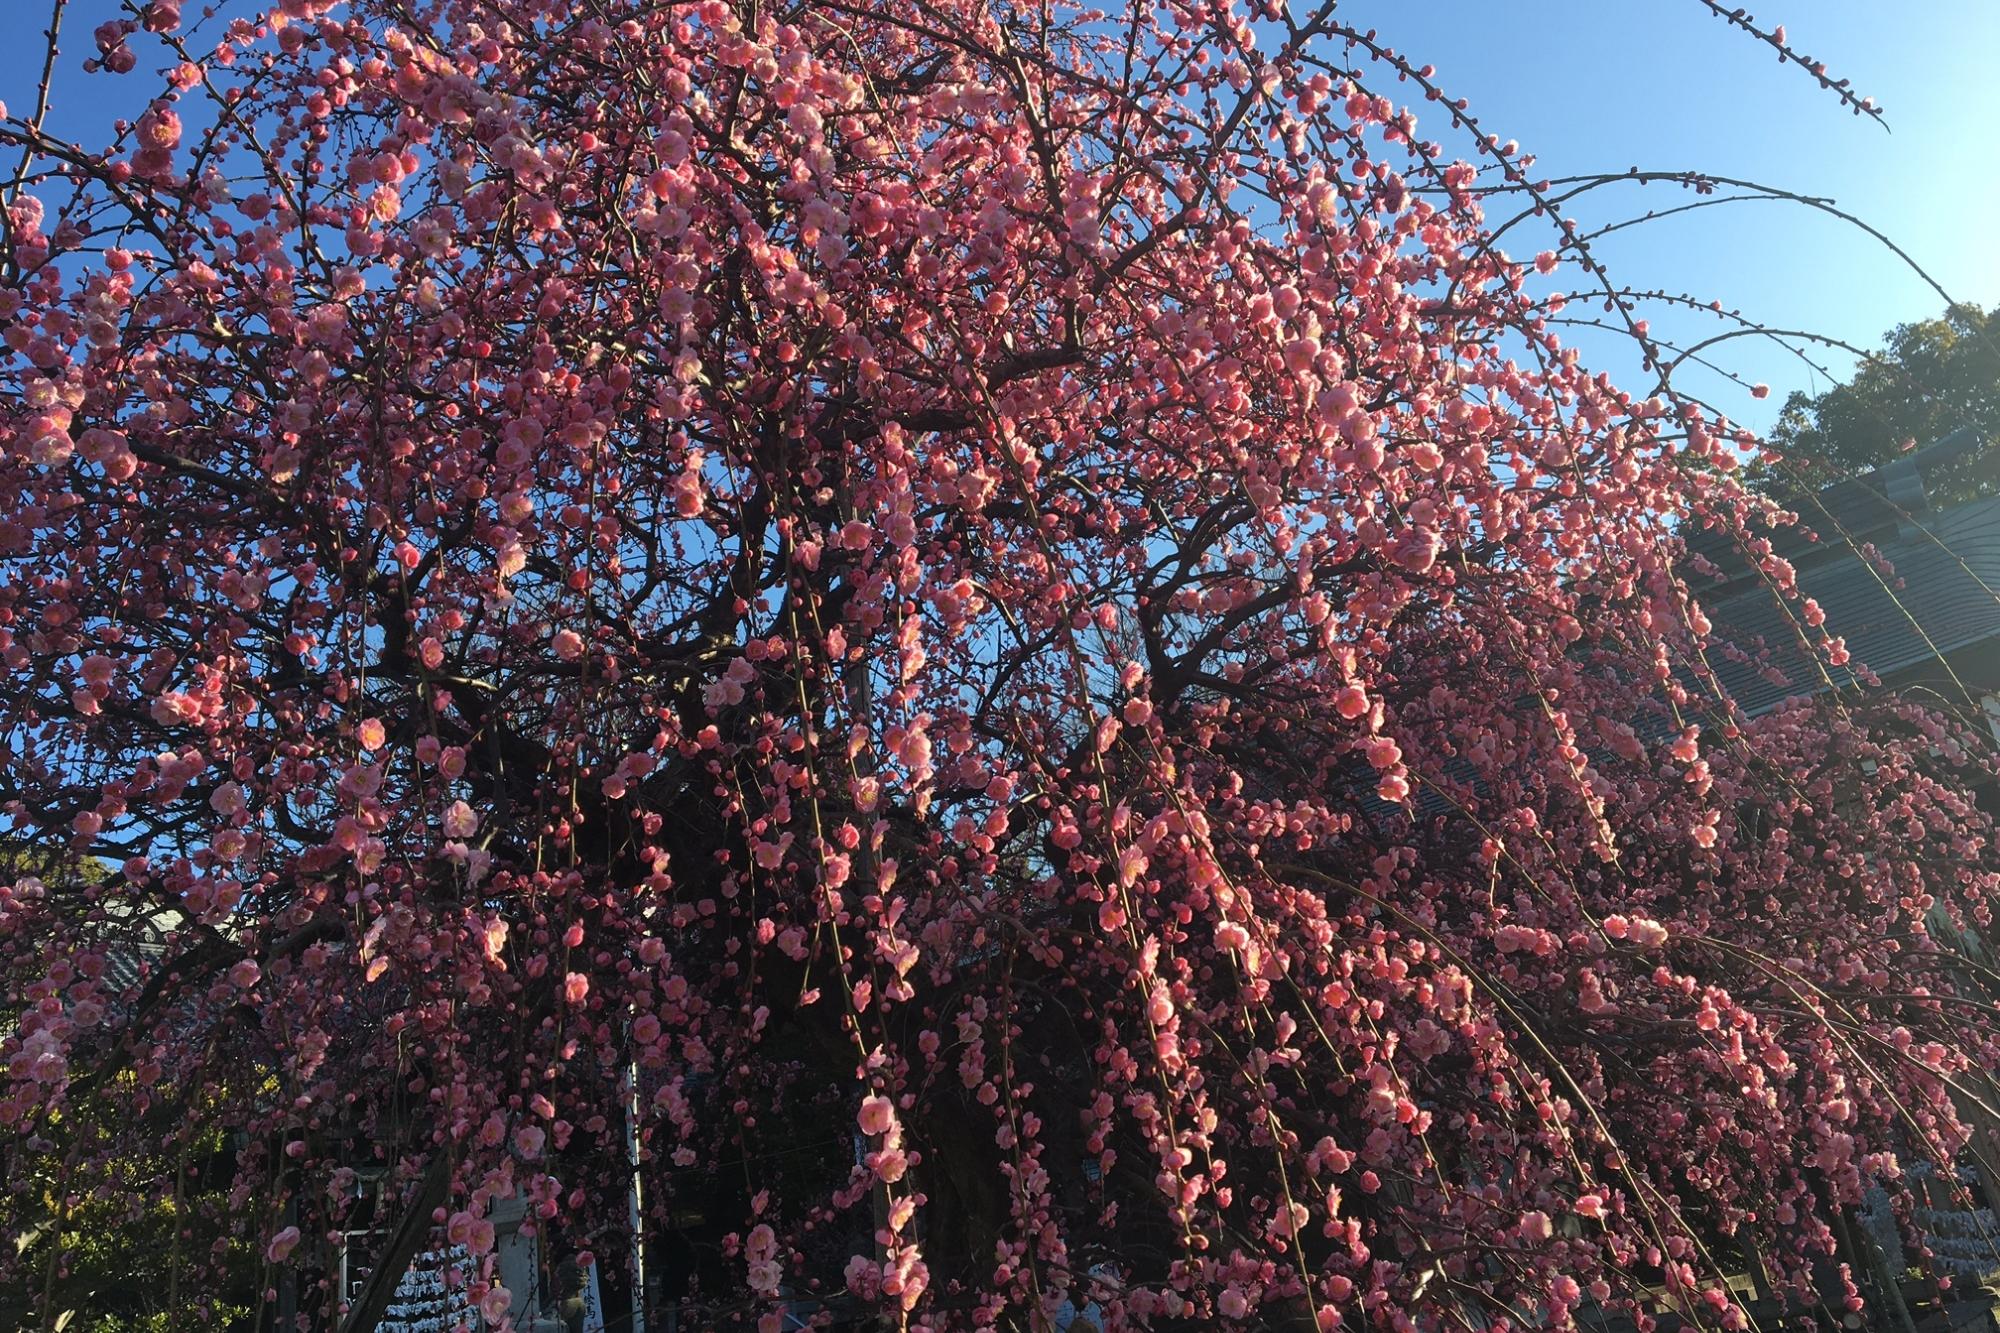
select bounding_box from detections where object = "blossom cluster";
[0,0,1989,1330]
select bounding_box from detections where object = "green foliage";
[0,844,111,888]
[0,849,255,1333]
[1760,303,2000,498]
[1,1088,259,1333]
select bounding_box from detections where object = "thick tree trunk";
[336,1151,452,1333]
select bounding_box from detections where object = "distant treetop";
[1759,302,2000,500]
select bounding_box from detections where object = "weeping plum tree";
[4,0,1999,1330]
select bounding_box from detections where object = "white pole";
[625,1054,647,1333]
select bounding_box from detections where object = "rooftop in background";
[1693,428,1994,583]
[1696,428,2000,717]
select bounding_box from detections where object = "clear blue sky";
[1360,1,2000,431]
[2,1,1993,432]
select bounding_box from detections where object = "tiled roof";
[1698,487,2000,717]
[1686,427,1988,587]
[101,915,173,994]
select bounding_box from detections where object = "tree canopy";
[1762,302,2000,498]
[2,3,1999,1332]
